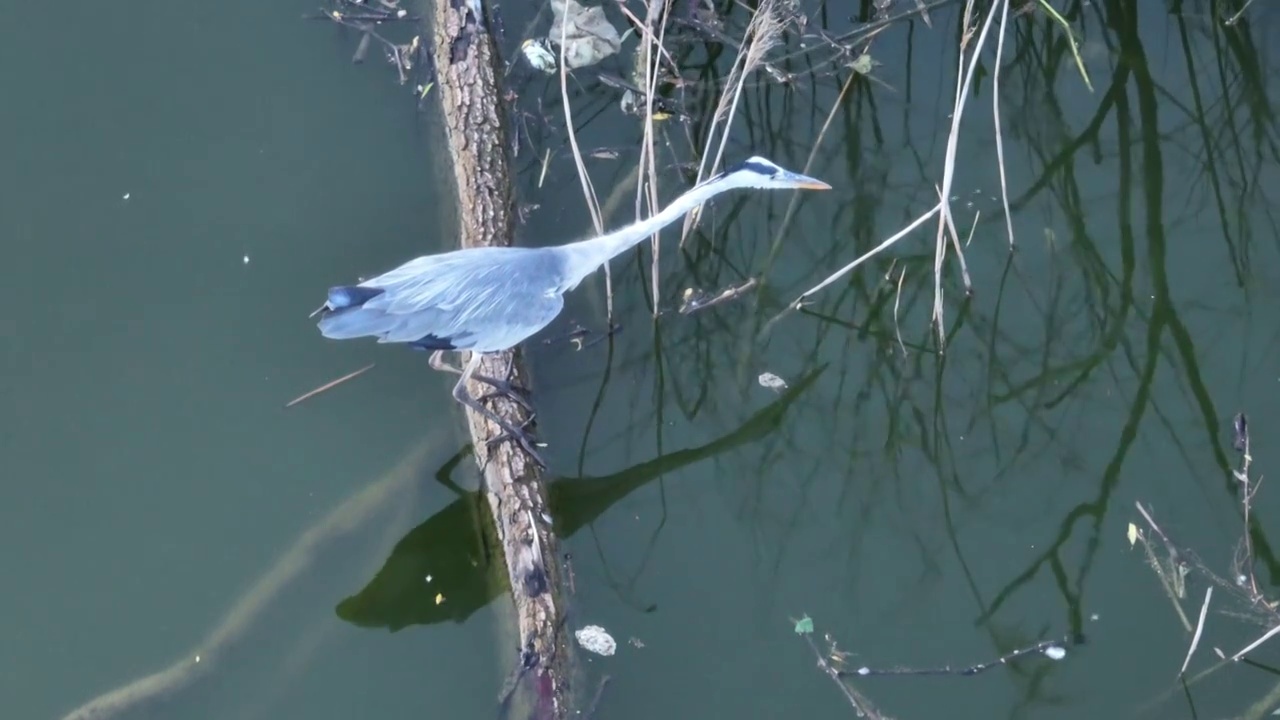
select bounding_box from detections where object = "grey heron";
[315,156,830,465]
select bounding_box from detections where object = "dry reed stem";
[1232,623,1280,662]
[893,265,908,356]
[1225,0,1259,25]
[556,10,611,318]
[613,3,681,71]
[992,0,1015,248]
[932,0,997,350]
[964,210,981,247]
[768,2,1001,346]
[1180,587,1212,676]
[616,0,681,301]
[629,0,670,317]
[1035,0,1093,91]
[679,0,785,249]
[761,200,941,339]
[789,202,942,307]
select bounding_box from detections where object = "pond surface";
[6,1,1280,718]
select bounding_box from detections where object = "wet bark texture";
[428,2,573,718]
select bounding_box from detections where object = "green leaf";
[794,615,814,635]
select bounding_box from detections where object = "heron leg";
[453,354,547,469]
[433,351,534,413]
[428,350,464,374]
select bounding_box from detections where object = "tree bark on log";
[428,2,574,718]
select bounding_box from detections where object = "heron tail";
[316,285,394,340]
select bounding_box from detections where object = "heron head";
[725,156,831,191]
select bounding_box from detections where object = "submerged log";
[427,2,574,718]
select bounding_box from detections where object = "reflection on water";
[337,368,823,632]
[5,1,1280,719]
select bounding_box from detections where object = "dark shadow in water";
[334,365,827,631]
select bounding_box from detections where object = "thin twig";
[284,363,376,408]
[841,635,1072,677]
[678,278,758,315]
[321,11,415,84]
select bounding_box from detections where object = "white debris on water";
[520,38,556,73]
[548,0,622,69]
[1043,645,1067,661]
[575,625,616,656]
[758,372,788,392]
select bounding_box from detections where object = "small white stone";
[122,193,130,200]
[242,255,250,265]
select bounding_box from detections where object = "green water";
[6,1,1280,718]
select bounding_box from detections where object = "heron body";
[315,156,830,465]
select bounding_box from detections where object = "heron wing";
[318,247,566,351]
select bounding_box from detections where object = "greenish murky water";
[6,1,1280,718]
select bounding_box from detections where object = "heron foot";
[485,415,548,470]
[474,376,534,413]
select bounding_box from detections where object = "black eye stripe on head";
[728,159,776,175]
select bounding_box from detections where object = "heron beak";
[782,171,832,190]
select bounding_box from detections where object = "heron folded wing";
[318,246,565,352]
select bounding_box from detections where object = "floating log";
[427,1,574,718]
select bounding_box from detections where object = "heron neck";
[555,181,725,291]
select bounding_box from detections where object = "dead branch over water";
[794,615,1074,719]
[1134,414,1280,716]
